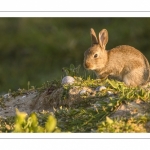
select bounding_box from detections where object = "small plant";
[97,116,148,133]
[13,109,60,133]
[107,79,150,101]
[62,64,81,77]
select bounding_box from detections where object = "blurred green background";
[0,18,150,93]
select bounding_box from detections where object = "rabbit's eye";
[94,54,98,58]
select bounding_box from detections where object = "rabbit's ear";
[90,28,98,45]
[98,29,108,49]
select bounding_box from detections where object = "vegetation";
[14,109,60,133]
[1,18,150,93]
[0,64,150,133]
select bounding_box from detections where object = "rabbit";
[83,28,150,86]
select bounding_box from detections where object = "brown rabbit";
[83,28,150,86]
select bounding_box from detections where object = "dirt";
[0,92,40,118]
[0,86,150,120]
[111,99,150,118]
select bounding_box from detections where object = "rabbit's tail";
[148,65,150,82]
[143,55,150,84]
[140,58,150,88]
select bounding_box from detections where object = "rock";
[79,90,87,95]
[95,86,106,92]
[3,93,11,99]
[107,91,114,96]
[22,95,26,99]
[61,76,75,85]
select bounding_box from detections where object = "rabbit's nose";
[84,62,91,68]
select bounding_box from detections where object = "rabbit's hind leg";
[123,69,147,86]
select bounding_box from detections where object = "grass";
[0,64,150,133]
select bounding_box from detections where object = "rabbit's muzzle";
[84,61,92,70]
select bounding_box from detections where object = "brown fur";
[83,28,150,86]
